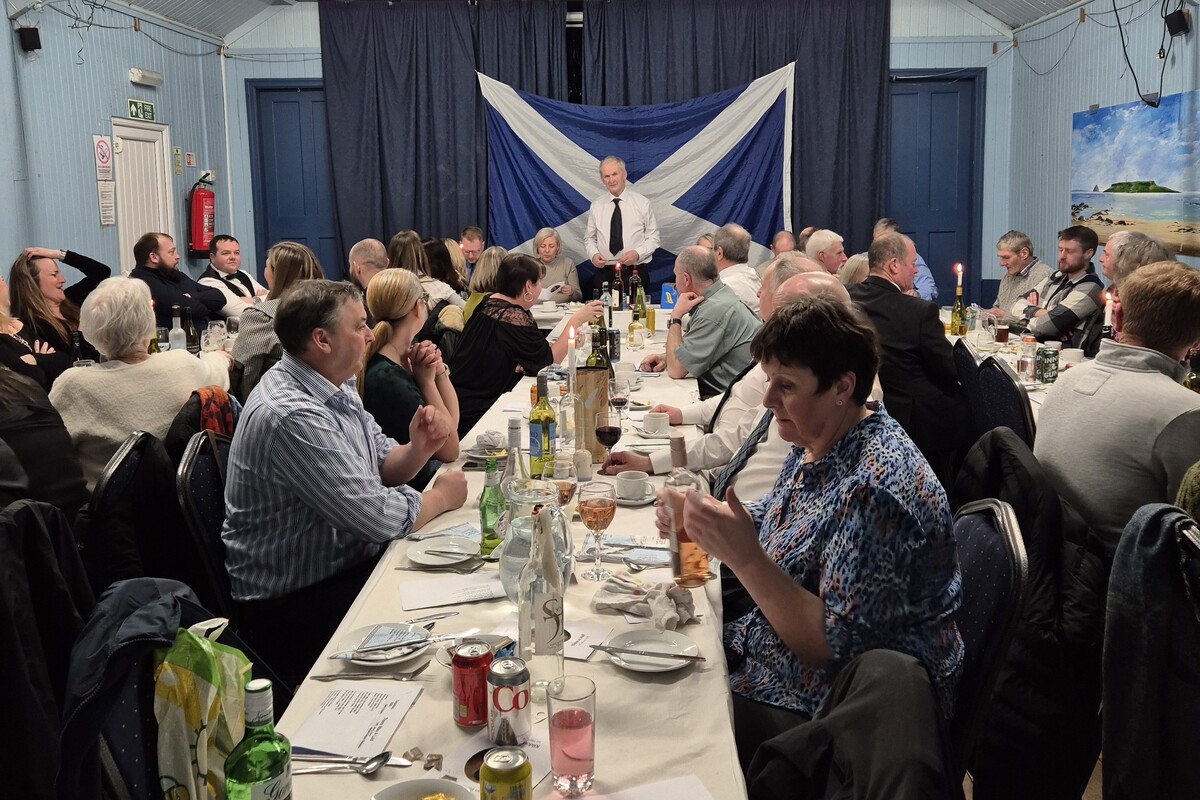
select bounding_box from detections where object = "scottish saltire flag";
[479,63,794,284]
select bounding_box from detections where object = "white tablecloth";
[277,372,747,799]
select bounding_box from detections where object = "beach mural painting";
[1072,90,1199,257]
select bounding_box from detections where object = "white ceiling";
[117,0,1090,41]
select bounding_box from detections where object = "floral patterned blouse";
[724,406,964,717]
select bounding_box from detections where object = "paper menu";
[399,572,506,610]
[290,683,421,758]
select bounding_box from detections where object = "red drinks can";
[487,657,532,744]
[452,641,494,728]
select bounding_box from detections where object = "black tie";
[706,360,759,434]
[609,198,624,255]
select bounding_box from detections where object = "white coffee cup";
[542,300,558,312]
[1061,347,1085,365]
[616,470,651,501]
[614,361,635,380]
[642,412,669,435]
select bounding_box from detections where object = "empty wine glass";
[578,482,616,581]
[594,410,622,463]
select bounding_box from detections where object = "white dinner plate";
[408,536,480,566]
[373,778,474,800]
[601,628,700,673]
[464,447,507,462]
[615,486,656,507]
[335,624,430,667]
[433,634,516,668]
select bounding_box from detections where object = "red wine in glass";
[595,425,622,448]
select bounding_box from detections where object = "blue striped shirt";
[222,351,422,600]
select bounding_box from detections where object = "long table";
[277,368,747,799]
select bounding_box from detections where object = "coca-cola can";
[487,657,532,744]
[452,641,494,729]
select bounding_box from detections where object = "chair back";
[89,431,154,516]
[978,355,1036,447]
[176,431,235,620]
[950,498,1029,779]
[953,338,988,441]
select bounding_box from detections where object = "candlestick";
[1104,292,1113,328]
[567,326,576,374]
[955,263,963,287]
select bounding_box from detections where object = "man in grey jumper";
[1034,260,1200,562]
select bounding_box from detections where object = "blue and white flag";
[479,64,794,281]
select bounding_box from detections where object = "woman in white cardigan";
[49,276,229,489]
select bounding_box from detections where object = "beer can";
[487,657,531,744]
[452,641,494,729]
[608,329,621,362]
[480,747,533,800]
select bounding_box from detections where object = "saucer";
[408,536,480,566]
[615,487,656,507]
[635,426,670,439]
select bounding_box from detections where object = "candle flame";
[1105,292,1112,302]
[955,263,963,274]
[568,325,575,340]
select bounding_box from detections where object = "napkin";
[590,573,698,631]
[474,430,504,450]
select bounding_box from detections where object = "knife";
[329,628,481,659]
[591,644,706,662]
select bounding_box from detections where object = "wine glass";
[609,379,630,421]
[578,482,616,581]
[549,458,579,518]
[594,410,622,463]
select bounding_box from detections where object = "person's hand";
[572,301,604,326]
[23,246,61,261]
[428,469,468,512]
[20,353,36,365]
[617,251,639,267]
[591,253,606,268]
[986,307,1005,319]
[1025,290,1039,306]
[558,284,574,297]
[255,287,269,297]
[408,341,440,384]
[682,486,761,571]
[673,292,703,317]
[602,451,652,475]
[32,340,55,355]
[654,487,681,540]
[649,404,682,424]
[240,296,256,305]
[640,353,665,372]
[409,405,450,456]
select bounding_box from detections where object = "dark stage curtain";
[582,0,891,255]
[318,0,567,255]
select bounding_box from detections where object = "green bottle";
[479,457,504,555]
[528,375,557,478]
[225,679,291,800]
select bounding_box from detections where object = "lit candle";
[1104,292,1113,328]
[955,263,963,287]
[567,326,576,373]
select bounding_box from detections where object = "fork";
[311,661,431,682]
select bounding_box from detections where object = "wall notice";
[92,135,113,181]
[97,180,116,226]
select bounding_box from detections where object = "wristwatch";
[668,318,683,328]
[59,249,67,260]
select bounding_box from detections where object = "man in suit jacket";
[848,232,968,485]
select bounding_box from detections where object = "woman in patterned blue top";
[660,296,963,760]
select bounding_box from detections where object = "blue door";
[248,81,341,281]
[888,72,984,303]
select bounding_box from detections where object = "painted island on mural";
[1071,89,1199,256]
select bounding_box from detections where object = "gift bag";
[154,618,252,800]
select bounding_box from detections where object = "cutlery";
[394,559,485,575]
[591,644,706,663]
[311,661,431,682]
[293,752,414,768]
[422,548,483,559]
[402,611,458,625]
[293,750,392,776]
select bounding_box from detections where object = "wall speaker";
[1166,9,1191,36]
[17,27,41,53]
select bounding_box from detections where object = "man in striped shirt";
[222,279,467,682]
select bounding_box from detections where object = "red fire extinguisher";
[187,179,215,259]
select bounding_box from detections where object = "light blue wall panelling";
[222,49,323,277]
[225,3,322,50]
[0,25,32,273]
[891,0,1010,37]
[1009,0,1200,269]
[7,4,227,284]
[890,38,1016,282]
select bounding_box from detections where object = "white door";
[111,118,174,275]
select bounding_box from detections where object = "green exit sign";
[128,99,156,121]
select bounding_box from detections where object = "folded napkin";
[474,430,504,450]
[590,574,698,631]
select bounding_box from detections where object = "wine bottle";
[169,305,187,352]
[517,505,565,700]
[1185,349,1200,394]
[183,307,200,355]
[224,679,292,800]
[479,457,505,555]
[528,375,557,478]
[950,284,966,337]
[584,324,614,378]
[70,331,84,364]
[555,368,578,453]
[664,433,710,588]
[494,418,529,546]
[626,303,645,349]
[601,281,613,329]
[613,265,625,311]
[147,334,160,355]
[632,278,647,325]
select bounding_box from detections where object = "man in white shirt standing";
[713,223,761,313]
[198,235,267,319]
[584,155,660,294]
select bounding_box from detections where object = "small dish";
[409,536,480,566]
[464,447,507,462]
[335,624,430,667]
[615,486,656,508]
[601,627,700,673]
[434,634,517,668]
[372,778,475,800]
[634,426,670,440]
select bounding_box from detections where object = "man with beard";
[129,232,225,330]
[1013,225,1104,343]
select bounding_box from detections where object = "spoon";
[623,558,650,572]
[293,750,392,776]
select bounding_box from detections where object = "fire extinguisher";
[187,178,215,259]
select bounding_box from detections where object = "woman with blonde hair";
[389,229,464,311]
[838,253,870,286]
[230,241,323,401]
[463,245,508,321]
[443,237,469,287]
[359,269,460,489]
[533,228,581,301]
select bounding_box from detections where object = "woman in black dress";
[450,253,602,438]
[0,270,56,389]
